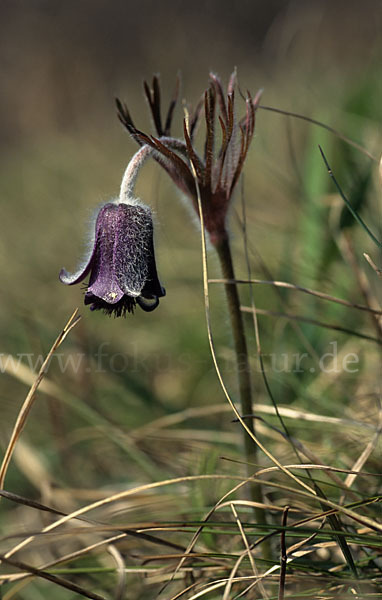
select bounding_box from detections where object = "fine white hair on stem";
[119,137,194,204]
[119,145,154,203]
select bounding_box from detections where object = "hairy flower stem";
[215,235,271,547]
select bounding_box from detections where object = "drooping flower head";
[116,71,261,245]
[60,198,165,317]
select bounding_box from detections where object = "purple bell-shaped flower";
[60,200,165,317]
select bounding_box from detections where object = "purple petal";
[59,203,111,286]
[60,201,165,314]
[113,204,153,296]
[59,240,97,286]
[140,235,166,299]
[87,204,125,304]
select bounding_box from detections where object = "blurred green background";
[0,1,381,597]
[1,0,381,498]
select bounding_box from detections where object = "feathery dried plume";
[116,71,262,245]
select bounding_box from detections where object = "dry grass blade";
[184,116,316,497]
[221,553,251,600]
[186,576,264,600]
[222,456,369,508]
[0,554,107,600]
[2,474,246,563]
[339,233,382,339]
[160,472,270,593]
[107,544,126,600]
[209,277,382,315]
[0,309,81,489]
[218,498,299,514]
[251,463,378,478]
[132,402,377,441]
[168,582,200,600]
[286,519,326,556]
[222,503,268,600]
[363,252,382,277]
[217,471,382,532]
[233,211,323,363]
[230,504,263,580]
[278,507,289,600]
[220,462,380,528]
[238,179,333,534]
[160,450,299,597]
[340,406,382,503]
[1,534,128,591]
[237,524,340,600]
[232,567,281,600]
[254,437,364,503]
[241,305,382,345]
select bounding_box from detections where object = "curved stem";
[119,138,203,202]
[119,145,153,202]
